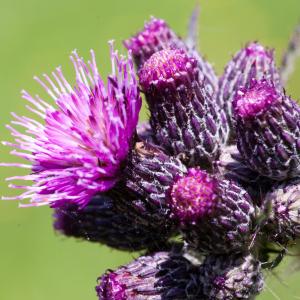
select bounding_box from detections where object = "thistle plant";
[3,5,300,300]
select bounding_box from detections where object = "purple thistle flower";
[169,169,255,254]
[96,248,203,299]
[139,48,226,167]
[2,43,142,207]
[264,178,300,244]
[234,79,300,180]
[53,193,173,252]
[123,17,186,70]
[199,253,264,299]
[218,42,281,142]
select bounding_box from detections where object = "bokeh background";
[1,0,300,299]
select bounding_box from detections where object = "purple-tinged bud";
[234,79,300,181]
[139,49,227,168]
[218,42,281,142]
[139,49,194,90]
[124,17,185,69]
[124,17,218,94]
[214,145,274,206]
[123,141,187,226]
[96,249,203,300]
[169,168,218,223]
[199,253,264,300]
[264,179,300,244]
[170,170,255,253]
[53,194,173,252]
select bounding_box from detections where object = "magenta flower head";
[123,17,185,69]
[233,79,300,180]
[169,168,218,223]
[2,43,142,208]
[234,79,278,118]
[218,42,281,142]
[169,169,255,254]
[96,248,203,299]
[139,48,227,168]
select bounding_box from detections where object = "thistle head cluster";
[3,6,300,300]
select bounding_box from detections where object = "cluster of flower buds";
[3,6,300,300]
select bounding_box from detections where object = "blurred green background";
[1,0,300,299]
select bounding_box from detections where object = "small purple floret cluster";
[169,168,218,223]
[234,80,278,118]
[3,7,300,300]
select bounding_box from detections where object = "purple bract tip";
[2,43,142,208]
[169,168,218,223]
[139,49,196,90]
[233,80,278,118]
[245,42,273,59]
[96,273,126,300]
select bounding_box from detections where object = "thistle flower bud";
[199,253,264,300]
[123,141,187,225]
[124,17,218,92]
[96,249,203,299]
[169,169,255,254]
[124,17,185,69]
[139,49,227,168]
[53,194,172,252]
[169,168,218,224]
[234,79,300,181]
[264,179,300,244]
[218,42,281,142]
